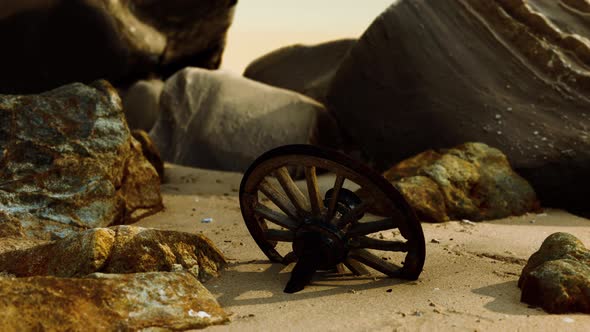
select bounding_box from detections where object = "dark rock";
[0,272,228,330]
[132,129,165,181]
[327,0,590,214]
[0,226,226,283]
[361,143,539,222]
[0,0,236,94]
[150,68,341,172]
[519,232,590,313]
[0,81,162,240]
[123,79,164,131]
[244,39,356,104]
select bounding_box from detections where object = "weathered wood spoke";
[348,249,402,278]
[327,175,345,220]
[304,166,324,216]
[275,167,310,215]
[264,229,295,242]
[346,218,395,238]
[254,204,299,231]
[282,251,298,264]
[343,258,370,276]
[259,179,298,219]
[349,236,408,252]
[335,199,372,229]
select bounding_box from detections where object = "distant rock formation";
[0,0,236,93]
[244,39,356,104]
[327,0,590,214]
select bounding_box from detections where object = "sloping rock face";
[0,226,226,282]
[244,39,356,104]
[363,143,539,222]
[519,232,590,313]
[150,68,341,172]
[0,0,236,94]
[0,272,228,330]
[327,0,590,214]
[0,81,162,239]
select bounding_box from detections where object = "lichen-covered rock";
[244,39,356,104]
[123,79,164,131]
[150,68,340,171]
[327,0,590,214]
[519,232,590,313]
[363,143,539,222]
[0,0,236,94]
[0,81,162,239]
[0,272,228,330]
[0,226,226,282]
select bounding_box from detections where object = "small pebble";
[431,238,441,244]
[201,217,214,223]
[563,317,575,323]
[386,289,393,293]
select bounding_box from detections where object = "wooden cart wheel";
[239,145,426,293]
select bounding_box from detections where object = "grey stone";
[150,68,340,172]
[123,79,164,131]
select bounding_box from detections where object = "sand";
[137,164,590,331]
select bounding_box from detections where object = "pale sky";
[222,0,394,73]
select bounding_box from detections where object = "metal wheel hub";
[293,218,348,270]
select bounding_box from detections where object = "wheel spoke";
[349,236,408,252]
[254,204,299,231]
[282,251,298,264]
[305,166,324,216]
[346,218,395,238]
[335,199,373,229]
[259,179,298,219]
[348,249,402,277]
[343,258,370,276]
[327,175,345,220]
[275,167,310,215]
[264,229,295,242]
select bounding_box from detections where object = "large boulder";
[327,0,590,214]
[0,81,162,240]
[0,0,236,94]
[0,226,226,282]
[0,272,228,330]
[361,143,539,222]
[150,68,341,172]
[519,232,590,313]
[244,39,356,104]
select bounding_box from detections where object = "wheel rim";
[239,145,426,287]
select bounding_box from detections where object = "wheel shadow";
[208,260,412,307]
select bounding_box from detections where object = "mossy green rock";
[519,232,590,313]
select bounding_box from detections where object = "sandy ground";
[137,164,590,331]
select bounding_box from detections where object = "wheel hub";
[292,218,348,271]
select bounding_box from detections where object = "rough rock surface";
[0,0,236,94]
[244,39,356,104]
[132,129,165,182]
[0,226,226,282]
[519,232,590,313]
[363,143,539,222]
[0,81,162,240]
[0,272,228,330]
[123,79,164,131]
[327,0,590,214]
[150,68,341,172]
